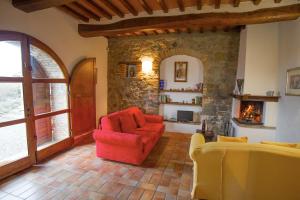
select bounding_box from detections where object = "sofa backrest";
[100,107,141,132]
[190,141,300,200]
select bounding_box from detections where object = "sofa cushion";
[134,109,146,128]
[120,112,137,133]
[101,115,121,132]
[217,135,248,143]
[108,112,122,132]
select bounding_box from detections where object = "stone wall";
[108,32,240,134]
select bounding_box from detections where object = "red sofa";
[93,107,165,165]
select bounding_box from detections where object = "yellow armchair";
[189,134,300,200]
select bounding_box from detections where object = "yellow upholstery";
[261,141,297,148]
[217,135,248,143]
[189,134,300,200]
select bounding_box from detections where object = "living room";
[0,0,300,199]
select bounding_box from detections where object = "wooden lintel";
[12,0,74,12]
[78,4,300,37]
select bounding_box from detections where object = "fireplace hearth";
[235,101,264,125]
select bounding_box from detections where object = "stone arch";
[155,47,210,114]
[156,47,208,84]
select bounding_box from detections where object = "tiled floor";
[0,132,193,200]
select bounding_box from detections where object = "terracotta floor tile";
[0,133,193,200]
[152,191,166,200]
[128,188,144,200]
[140,189,155,200]
[117,185,135,200]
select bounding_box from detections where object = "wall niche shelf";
[160,89,202,94]
[160,102,201,106]
[164,120,201,125]
[232,94,280,102]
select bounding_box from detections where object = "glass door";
[0,32,71,179]
[29,38,71,162]
[0,33,36,179]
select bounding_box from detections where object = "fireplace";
[236,101,264,125]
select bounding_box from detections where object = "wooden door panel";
[70,58,96,144]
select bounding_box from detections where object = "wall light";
[141,56,153,74]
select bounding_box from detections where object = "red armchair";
[93,107,165,165]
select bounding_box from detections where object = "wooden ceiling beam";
[141,31,148,36]
[120,0,138,16]
[12,0,74,12]
[101,0,124,18]
[57,5,89,22]
[196,0,202,10]
[253,0,262,5]
[187,28,192,34]
[157,0,168,13]
[233,0,240,7]
[67,2,100,21]
[211,26,217,32]
[215,0,221,9]
[199,27,204,33]
[138,0,153,15]
[78,4,300,37]
[78,0,112,20]
[177,0,185,12]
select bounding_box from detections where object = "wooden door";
[0,33,36,179]
[70,58,96,145]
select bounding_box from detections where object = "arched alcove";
[159,55,204,133]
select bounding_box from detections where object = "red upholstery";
[144,114,163,123]
[119,112,137,132]
[94,107,165,165]
[133,109,146,127]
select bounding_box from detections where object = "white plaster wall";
[236,28,247,80]
[277,18,300,142]
[233,24,279,128]
[0,0,108,121]
[243,23,279,95]
[160,55,203,90]
[159,55,203,133]
[232,121,276,143]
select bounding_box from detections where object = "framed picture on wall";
[127,64,137,78]
[174,61,188,82]
[286,67,300,96]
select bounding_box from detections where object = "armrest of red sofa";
[144,114,163,123]
[93,130,143,149]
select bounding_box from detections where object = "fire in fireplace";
[237,101,264,125]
